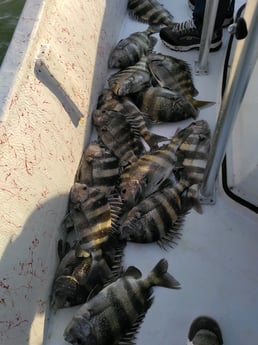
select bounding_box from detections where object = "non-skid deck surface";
[44,1,258,344]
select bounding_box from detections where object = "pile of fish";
[50,1,213,344]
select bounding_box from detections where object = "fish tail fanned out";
[191,98,216,110]
[147,258,181,289]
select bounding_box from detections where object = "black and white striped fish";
[64,258,180,345]
[175,120,211,213]
[176,120,211,184]
[51,243,93,309]
[75,141,120,194]
[147,52,214,109]
[97,89,168,148]
[127,0,174,26]
[133,86,200,122]
[108,27,158,69]
[119,125,193,207]
[147,52,199,98]
[69,183,122,251]
[93,108,145,165]
[108,55,151,96]
[120,178,191,248]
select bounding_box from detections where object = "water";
[0,0,26,65]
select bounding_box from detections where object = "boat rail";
[199,0,258,212]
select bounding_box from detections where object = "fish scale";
[127,0,174,26]
[108,55,151,96]
[75,141,120,194]
[97,89,168,148]
[120,179,189,248]
[93,109,144,165]
[120,125,193,207]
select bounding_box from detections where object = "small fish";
[127,0,174,26]
[108,27,158,69]
[64,258,180,345]
[120,178,191,248]
[93,109,145,165]
[98,89,169,148]
[147,52,199,97]
[75,141,120,194]
[108,55,151,96]
[119,125,193,207]
[133,86,200,122]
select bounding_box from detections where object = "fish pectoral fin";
[123,266,142,279]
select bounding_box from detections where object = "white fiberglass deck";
[45,2,258,345]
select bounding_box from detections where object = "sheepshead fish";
[51,244,93,309]
[98,89,168,148]
[69,183,123,247]
[176,120,211,184]
[108,27,158,69]
[120,178,191,248]
[75,141,120,194]
[133,86,200,122]
[93,109,145,165]
[175,120,211,213]
[51,237,126,309]
[119,125,193,207]
[127,0,174,26]
[64,258,180,345]
[108,55,151,96]
[147,52,198,97]
[147,52,214,109]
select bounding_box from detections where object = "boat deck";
[45,1,258,345]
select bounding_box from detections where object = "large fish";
[147,52,199,97]
[127,0,174,26]
[64,258,180,345]
[93,108,145,165]
[120,178,191,248]
[133,86,200,122]
[75,141,120,194]
[108,27,158,69]
[119,125,193,207]
[147,52,214,109]
[97,89,168,148]
[108,55,151,96]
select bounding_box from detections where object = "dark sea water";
[0,0,26,65]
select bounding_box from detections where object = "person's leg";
[193,0,230,31]
[159,0,230,52]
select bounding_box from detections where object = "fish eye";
[82,186,87,191]
[121,188,127,194]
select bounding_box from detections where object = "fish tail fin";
[145,132,169,148]
[191,98,216,110]
[147,258,181,289]
[185,184,203,214]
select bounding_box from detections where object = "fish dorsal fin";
[118,293,154,345]
[123,266,142,279]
